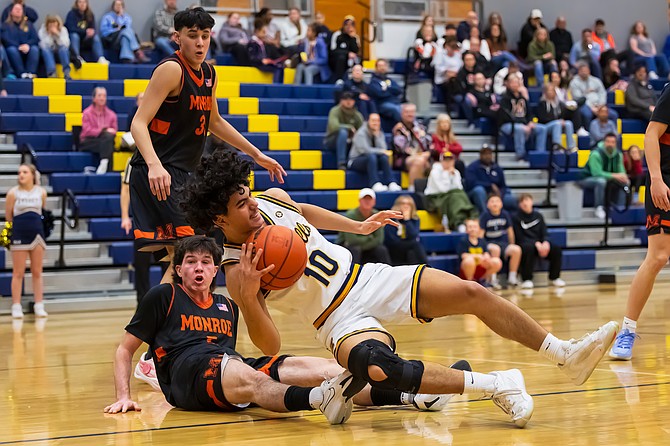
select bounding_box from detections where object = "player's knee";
[650,252,669,269]
[508,244,522,256]
[491,258,503,270]
[488,244,501,257]
[347,339,424,393]
[462,279,483,299]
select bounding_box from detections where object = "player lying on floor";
[105,236,468,423]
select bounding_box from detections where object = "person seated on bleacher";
[499,74,548,160]
[254,7,280,48]
[588,105,618,146]
[480,194,521,288]
[247,19,285,82]
[465,145,516,213]
[594,19,632,75]
[349,113,401,192]
[431,113,465,176]
[454,51,478,107]
[100,0,149,64]
[80,87,117,175]
[65,0,107,65]
[463,36,492,77]
[569,29,602,80]
[293,23,330,85]
[368,58,402,124]
[458,218,502,286]
[218,12,249,65]
[439,23,457,46]
[314,11,331,43]
[537,83,577,152]
[425,151,477,233]
[550,16,573,63]
[456,10,479,43]
[549,70,585,138]
[464,72,499,129]
[629,20,669,80]
[527,27,557,88]
[579,132,629,219]
[486,22,524,71]
[1,3,38,78]
[384,195,428,266]
[603,58,629,92]
[38,15,70,79]
[341,64,375,118]
[324,90,364,169]
[513,193,565,290]
[462,28,490,63]
[432,39,463,113]
[413,23,437,77]
[518,8,546,60]
[279,7,306,57]
[624,144,645,198]
[492,60,528,99]
[1,0,35,23]
[569,61,618,128]
[152,0,178,59]
[625,63,656,121]
[391,103,432,192]
[337,188,392,265]
[328,15,360,82]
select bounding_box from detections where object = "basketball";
[246,225,308,290]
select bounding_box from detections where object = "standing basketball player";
[609,84,670,360]
[129,7,285,251]
[180,150,620,428]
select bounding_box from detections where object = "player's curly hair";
[178,148,253,232]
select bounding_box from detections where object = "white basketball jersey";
[221,194,360,330]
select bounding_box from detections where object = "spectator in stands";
[500,75,548,159]
[65,0,107,65]
[625,63,656,121]
[527,27,557,87]
[579,132,629,219]
[458,218,502,284]
[254,7,280,47]
[293,23,330,85]
[480,194,521,288]
[483,11,506,41]
[314,11,331,43]
[537,83,577,152]
[588,105,618,145]
[80,87,117,175]
[518,9,546,60]
[493,60,528,98]
[629,20,669,80]
[425,151,477,233]
[550,16,573,62]
[462,29,490,61]
[569,61,618,127]
[514,193,565,289]
[441,23,457,44]
[463,36,492,77]
[549,70,585,138]
[570,29,602,80]
[218,12,249,65]
[279,7,306,56]
[594,18,632,73]
[1,0,35,23]
[413,23,438,76]
[624,144,645,195]
[247,20,284,82]
[1,2,39,78]
[465,145,517,213]
[456,10,479,42]
[324,90,363,169]
[341,64,375,118]
[368,58,403,124]
[152,0,177,58]
[416,14,435,39]
[39,15,70,79]
[464,71,499,128]
[391,103,432,191]
[337,188,392,264]
[7,163,48,319]
[603,58,629,91]
[100,0,149,64]
[329,16,360,82]
[455,51,478,99]
[486,23,522,70]
[349,113,401,192]
[431,113,464,175]
[432,39,463,112]
[384,195,428,266]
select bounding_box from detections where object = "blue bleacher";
[50,173,121,194]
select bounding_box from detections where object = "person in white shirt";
[432,40,464,110]
[38,14,70,79]
[279,7,306,54]
[493,61,528,98]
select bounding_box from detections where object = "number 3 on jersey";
[195,115,206,135]
[304,250,339,286]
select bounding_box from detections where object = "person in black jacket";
[329,16,359,82]
[367,58,402,124]
[464,71,500,124]
[513,194,565,290]
[518,9,546,59]
[64,0,106,64]
[536,83,577,152]
[341,64,376,118]
[549,16,573,62]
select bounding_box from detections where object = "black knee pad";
[347,339,424,394]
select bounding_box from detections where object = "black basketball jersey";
[651,83,670,176]
[125,283,238,398]
[130,51,216,172]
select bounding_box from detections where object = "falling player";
[180,149,620,428]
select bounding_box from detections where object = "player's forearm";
[120,186,130,220]
[300,203,364,234]
[238,292,281,355]
[130,121,161,167]
[209,117,263,159]
[113,346,134,400]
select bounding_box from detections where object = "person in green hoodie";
[579,132,630,219]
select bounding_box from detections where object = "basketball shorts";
[459,264,487,281]
[316,263,429,358]
[129,163,195,248]
[486,240,509,257]
[170,351,289,412]
[645,174,670,235]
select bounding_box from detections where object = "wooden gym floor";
[2,283,670,445]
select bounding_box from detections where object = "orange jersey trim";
[149,118,171,135]
[134,229,155,239]
[206,380,227,409]
[176,225,195,237]
[176,50,205,87]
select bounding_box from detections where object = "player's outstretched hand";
[147,163,171,201]
[104,399,142,414]
[255,153,287,184]
[651,178,670,211]
[239,243,275,290]
[358,210,404,234]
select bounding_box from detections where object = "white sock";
[463,371,497,395]
[491,273,498,283]
[400,392,413,405]
[308,387,323,409]
[540,333,571,364]
[622,317,637,333]
[96,159,109,174]
[508,271,517,282]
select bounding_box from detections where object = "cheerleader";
[6,164,47,318]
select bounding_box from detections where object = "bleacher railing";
[360,17,377,61]
[542,146,572,206]
[601,180,632,247]
[19,143,38,165]
[55,189,80,268]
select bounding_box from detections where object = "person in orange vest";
[593,18,633,75]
